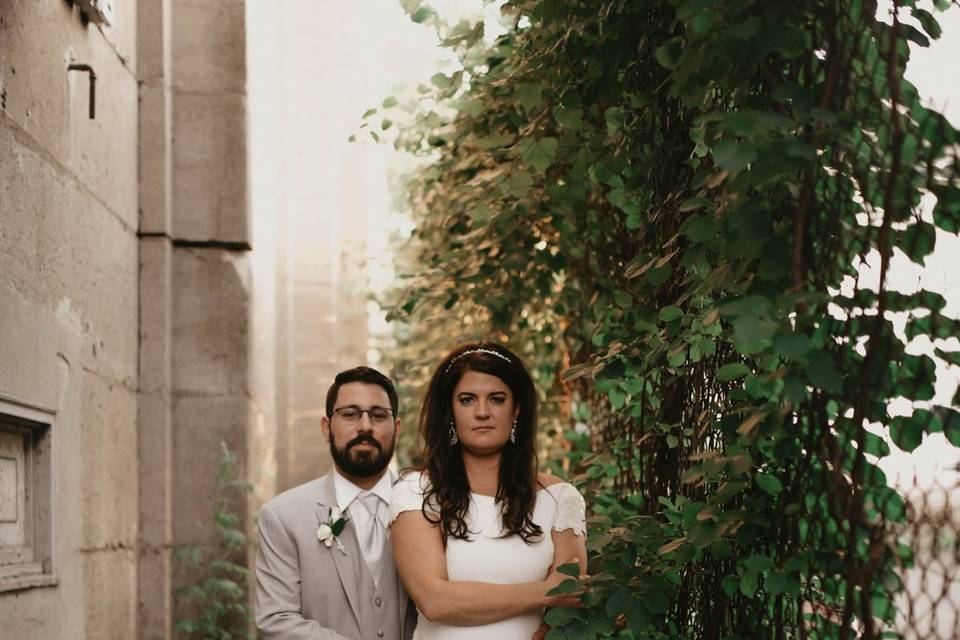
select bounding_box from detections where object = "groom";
[255,366,416,640]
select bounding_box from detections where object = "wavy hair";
[418,342,543,544]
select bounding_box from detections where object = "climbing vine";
[377,0,960,637]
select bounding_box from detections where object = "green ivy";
[381,0,960,638]
[174,443,256,639]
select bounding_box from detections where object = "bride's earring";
[448,421,459,446]
[510,419,518,444]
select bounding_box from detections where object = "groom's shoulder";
[260,475,328,517]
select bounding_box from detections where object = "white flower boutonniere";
[318,506,349,555]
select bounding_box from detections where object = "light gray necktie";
[358,492,386,583]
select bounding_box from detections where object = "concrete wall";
[1,1,261,638]
[137,0,257,637]
[0,1,140,637]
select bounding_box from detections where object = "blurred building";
[0,1,271,638]
[247,0,436,492]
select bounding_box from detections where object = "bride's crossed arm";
[391,508,584,626]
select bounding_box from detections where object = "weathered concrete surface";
[0,119,138,640]
[169,247,252,533]
[0,0,138,229]
[170,0,249,244]
[2,0,265,638]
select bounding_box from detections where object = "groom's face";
[322,381,399,479]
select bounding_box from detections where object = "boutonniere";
[318,507,349,555]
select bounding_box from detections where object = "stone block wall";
[0,1,140,637]
[1,1,262,638]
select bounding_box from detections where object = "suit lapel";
[316,474,363,627]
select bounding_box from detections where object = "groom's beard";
[330,431,394,478]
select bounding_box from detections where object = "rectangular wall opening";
[0,395,56,592]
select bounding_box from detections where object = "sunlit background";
[248,1,960,510]
[247,4,959,636]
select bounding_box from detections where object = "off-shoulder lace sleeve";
[548,482,587,536]
[389,472,431,526]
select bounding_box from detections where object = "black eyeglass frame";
[331,405,395,422]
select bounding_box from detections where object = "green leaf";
[655,38,684,70]
[544,606,580,626]
[679,214,719,243]
[678,197,713,212]
[431,72,453,89]
[614,291,633,309]
[932,185,960,232]
[732,315,777,355]
[912,8,943,39]
[807,350,843,393]
[659,306,683,322]
[608,387,627,410]
[503,171,533,198]
[721,575,739,598]
[717,363,750,381]
[687,521,718,548]
[773,331,810,361]
[712,140,756,172]
[743,554,775,572]
[900,221,936,263]
[756,472,783,495]
[935,406,960,447]
[605,587,632,617]
[546,578,581,596]
[555,107,583,131]
[514,84,544,113]
[411,6,433,23]
[766,571,789,595]
[890,414,925,452]
[382,96,398,109]
[520,137,559,173]
[604,107,626,134]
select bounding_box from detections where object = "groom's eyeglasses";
[332,406,394,424]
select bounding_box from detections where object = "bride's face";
[451,370,519,454]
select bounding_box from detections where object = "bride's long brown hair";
[417,342,543,544]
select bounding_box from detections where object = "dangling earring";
[509,419,518,444]
[448,421,459,446]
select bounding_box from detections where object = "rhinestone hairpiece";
[444,348,512,373]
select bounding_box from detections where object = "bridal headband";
[444,348,512,373]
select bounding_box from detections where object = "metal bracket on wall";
[67,64,96,120]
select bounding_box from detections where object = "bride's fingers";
[531,621,550,640]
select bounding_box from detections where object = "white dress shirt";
[332,467,394,565]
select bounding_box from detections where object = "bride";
[390,343,588,639]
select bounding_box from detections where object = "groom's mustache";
[347,433,381,451]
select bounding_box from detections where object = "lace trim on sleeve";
[388,472,430,526]
[549,483,587,536]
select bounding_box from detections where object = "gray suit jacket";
[255,473,416,640]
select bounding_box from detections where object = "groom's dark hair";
[325,366,398,417]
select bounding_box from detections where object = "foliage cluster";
[174,443,256,639]
[379,0,960,638]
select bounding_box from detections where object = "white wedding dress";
[389,472,586,640]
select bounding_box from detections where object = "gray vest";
[347,527,415,640]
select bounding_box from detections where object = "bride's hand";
[543,563,584,609]
[530,621,550,640]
